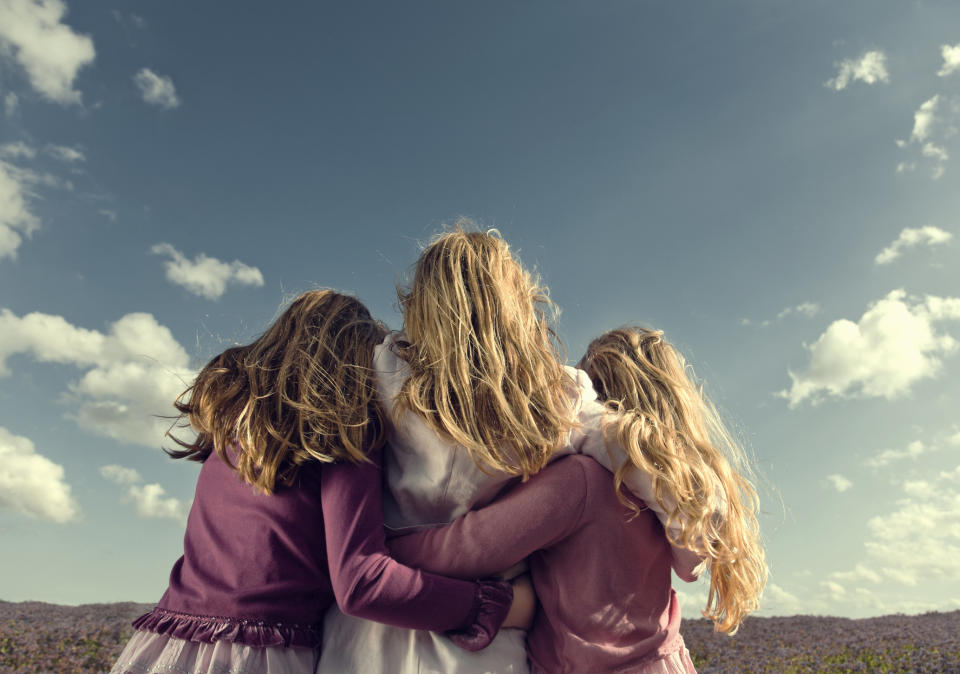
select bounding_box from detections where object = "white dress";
[317,334,674,674]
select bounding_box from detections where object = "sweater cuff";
[446,580,513,652]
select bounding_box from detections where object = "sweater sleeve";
[388,457,590,578]
[321,451,512,647]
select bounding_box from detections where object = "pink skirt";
[110,630,318,674]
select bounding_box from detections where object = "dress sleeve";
[321,451,512,649]
[388,457,590,578]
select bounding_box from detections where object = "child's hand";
[502,574,537,630]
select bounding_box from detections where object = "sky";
[1,0,959,620]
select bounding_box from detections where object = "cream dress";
[317,334,673,674]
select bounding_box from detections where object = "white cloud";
[0,425,78,522]
[825,50,889,91]
[128,483,187,521]
[875,226,953,265]
[938,42,960,77]
[910,95,939,143]
[897,96,958,179]
[0,141,37,159]
[133,68,180,109]
[830,564,882,584]
[0,0,95,105]
[0,308,197,446]
[820,580,847,601]
[780,289,960,407]
[777,302,821,320]
[100,463,187,522]
[0,160,41,259]
[100,464,142,485]
[866,440,932,468]
[922,143,949,163]
[863,475,960,586]
[151,242,264,300]
[4,92,18,116]
[45,144,84,163]
[826,474,852,492]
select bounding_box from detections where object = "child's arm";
[387,456,590,578]
[320,450,512,650]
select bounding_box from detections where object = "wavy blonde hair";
[168,289,388,493]
[394,223,574,478]
[578,327,767,635]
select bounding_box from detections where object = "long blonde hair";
[394,223,574,478]
[168,289,388,493]
[578,327,766,635]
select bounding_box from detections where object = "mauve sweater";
[390,455,695,673]
[131,448,511,650]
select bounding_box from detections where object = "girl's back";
[148,448,330,642]
[524,456,689,674]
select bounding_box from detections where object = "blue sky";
[1,0,959,619]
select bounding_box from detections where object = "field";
[0,600,958,673]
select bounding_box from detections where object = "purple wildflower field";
[1,601,958,673]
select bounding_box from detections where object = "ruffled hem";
[111,630,318,674]
[131,606,323,649]
[446,579,514,652]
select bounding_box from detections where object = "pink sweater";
[389,455,695,673]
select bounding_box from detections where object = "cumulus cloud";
[0,308,197,446]
[825,51,889,91]
[0,425,78,522]
[101,463,187,522]
[826,474,852,492]
[133,68,180,109]
[875,226,953,265]
[780,289,960,407]
[0,0,95,105]
[862,473,960,586]
[151,243,264,300]
[99,464,141,485]
[939,42,960,78]
[0,160,41,259]
[45,144,84,163]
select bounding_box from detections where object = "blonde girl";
[111,290,520,674]
[578,327,766,634]
[319,226,721,673]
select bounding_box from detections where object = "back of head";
[396,221,573,477]
[579,327,767,635]
[169,289,388,492]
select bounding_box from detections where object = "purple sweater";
[132,448,511,649]
[390,455,691,673]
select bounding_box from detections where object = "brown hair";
[394,222,574,478]
[168,289,388,493]
[579,327,767,634]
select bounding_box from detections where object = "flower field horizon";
[0,600,958,673]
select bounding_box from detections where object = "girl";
[318,228,728,673]
[388,327,767,673]
[111,290,524,674]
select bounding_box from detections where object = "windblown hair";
[578,327,767,635]
[394,223,574,478]
[168,289,388,493]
